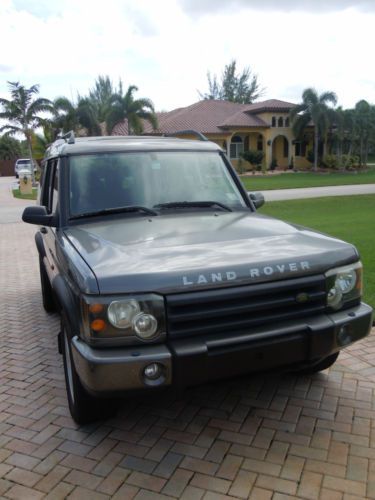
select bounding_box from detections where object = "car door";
[40,158,60,284]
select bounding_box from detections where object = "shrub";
[269,158,277,171]
[342,154,360,169]
[242,149,264,170]
[323,155,338,169]
[307,149,314,164]
[236,156,245,174]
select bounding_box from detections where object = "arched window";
[285,117,290,127]
[271,116,276,127]
[278,117,283,127]
[257,134,263,151]
[230,135,244,159]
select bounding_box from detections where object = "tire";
[39,256,56,313]
[61,315,117,425]
[296,352,339,375]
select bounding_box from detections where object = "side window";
[52,163,59,213]
[42,159,59,213]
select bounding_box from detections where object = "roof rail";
[164,130,209,142]
[59,130,75,144]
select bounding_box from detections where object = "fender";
[35,231,46,259]
[52,274,80,336]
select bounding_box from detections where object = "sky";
[0,0,374,112]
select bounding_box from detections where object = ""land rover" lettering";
[182,261,310,286]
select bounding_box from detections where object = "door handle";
[40,227,47,234]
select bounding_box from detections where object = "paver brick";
[162,468,193,497]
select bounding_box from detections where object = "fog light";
[143,363,162,380]
[133,313,158,339]
[337,325,352,346]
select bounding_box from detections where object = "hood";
[64,212,358,294]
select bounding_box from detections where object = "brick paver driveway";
[1,177,374,499]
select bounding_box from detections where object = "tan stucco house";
[113,99,313,170]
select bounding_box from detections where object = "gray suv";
[22,132,373,424]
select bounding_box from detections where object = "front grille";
[166,275,327,339]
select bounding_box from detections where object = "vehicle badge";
[296,292,309,303]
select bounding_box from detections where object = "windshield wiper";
[70,205,158,220]
[154,201,232,212]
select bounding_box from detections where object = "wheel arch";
[52,274,80,336]
[35,231,46,259]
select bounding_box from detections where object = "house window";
[271,116,276,127]
[257,134,263,151]
[278,117,283,127]
[230,135,244,158]
[285,117,290,127]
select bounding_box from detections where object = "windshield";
[69,151,246,217]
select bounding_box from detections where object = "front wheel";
[61,315,117,424]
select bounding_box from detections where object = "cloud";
[178,0,375,15]
[12,0,65,19]
[0,64,13,73]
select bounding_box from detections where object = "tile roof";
[219,110,268,128]
[112,99,296,136]
[244,99,296,113]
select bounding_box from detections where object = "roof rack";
[58,130,75,144]
[164,130,209,142]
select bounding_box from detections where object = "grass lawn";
[241,168,375,191]
[258,194,375,310]
[12,188,37,200]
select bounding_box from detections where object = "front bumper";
[71,302,373,395]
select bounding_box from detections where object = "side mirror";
[22,206,57,227]
[249,191,265,209]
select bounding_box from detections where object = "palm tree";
[353,100,373,167]
[106,85,158,135]
[52,96,80,137]
[290,88,337,171]
[52,95,102,137]
[0,135,23,160]
[76,97,103,136]
[88,75,119,127]
[0,81,53,182]
[31,124,55,161]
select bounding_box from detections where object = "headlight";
[108,300,140,329]
[81,294,166,345]
[326,262,362,311]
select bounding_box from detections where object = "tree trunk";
[313,127,319,172]
[364,138,369,167]
[359,136,363,167]
[25,131,35,184]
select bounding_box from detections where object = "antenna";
[61,131,75,144]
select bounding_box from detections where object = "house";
[112,99,313,170]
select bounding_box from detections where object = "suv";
[22,132,373,424]
[15,158,37,178]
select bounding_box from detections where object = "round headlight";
[107,299,140,329]
[133,312,158,339]
[336,270,357,294]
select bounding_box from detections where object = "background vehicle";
[14,158,37,178]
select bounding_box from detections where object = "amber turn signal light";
[91,319,106,332]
